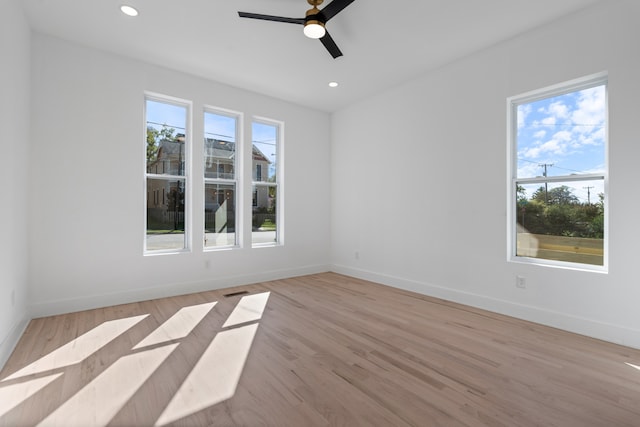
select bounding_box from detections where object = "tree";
[518,185,604,239]
[545,204,575,235]
[146,125,176,163]
[516,185,527,204]
[532,185,579,205]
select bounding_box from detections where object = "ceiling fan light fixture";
[120,5,139,17]
[303,20,325,39]
[238,0,353,58]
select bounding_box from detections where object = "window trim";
[506,72,608,272]
[144,92,193,255]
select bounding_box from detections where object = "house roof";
[204,139,235,162]
[156,138,270,164]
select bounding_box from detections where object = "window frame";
[203,106,243,251]
[143,93,192,255]
[251,117,283,247]
[506,73,608,272]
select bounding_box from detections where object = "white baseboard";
[331,264,640,350]
[0,316,30,372]
[29,264,330,319]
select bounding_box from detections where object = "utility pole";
[583,186,595,204]
[538,163,553,203]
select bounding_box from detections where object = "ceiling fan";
[238,0,355,59]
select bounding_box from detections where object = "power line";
[252,139,276,145]
[147,121,276,146]
[146,120,186,131]
[518,158,586,174]
[205,130,234,141]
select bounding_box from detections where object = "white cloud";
[522,146,541,158]
[548,101,569,119]
[541,116,557,126]
[518,104,532,129]
[516,161,541,178]
[540,139,565,155]
[517,84,606,178]
[552,130,572,142]
[521,131,570,160]
[571,86,605,131]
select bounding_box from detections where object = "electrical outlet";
[355,251,360,260]
[11,289,15,306]
[516,276,526,289]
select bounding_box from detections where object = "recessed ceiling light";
[120,5,139,17]
[328,82,339,88]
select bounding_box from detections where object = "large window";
[145,96,190,253]
[144,96,284,253]
[252,120,281,246]
[508,74,607,269]
[204,109,240,249]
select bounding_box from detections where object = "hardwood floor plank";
[1,272,640,426]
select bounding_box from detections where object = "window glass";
[252,122,277,182]
[146,98,188,252]
[204,112,236,179]
[204,183,236,248]
[204,110,238,249]
[516,180,604,266]
[252,121,279,246]
[517,86,605,179]
[146,178,186,251]
[146,100,186,176]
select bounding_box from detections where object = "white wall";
[331,0,640,348]
[0,0,31,366]
[28,34,331,316]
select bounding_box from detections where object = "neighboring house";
[147,137,272,229]
[251,144,271,210]
[204,138,236,214]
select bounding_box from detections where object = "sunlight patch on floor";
[155,292,270,424]
[0,373,63,417]
[155,323,260,426]
[3,315,149,381]
[37,343,178,427]
[223,292,270,328]
[2,293,271,425]
[133,302,217,349]
[625,362,640,372]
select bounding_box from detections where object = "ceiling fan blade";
[319,0,355,22]
[238,12,304,25]
[320,31,343,59]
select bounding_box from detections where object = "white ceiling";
[22,0,602,112]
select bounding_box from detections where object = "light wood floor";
[2,273,640,426]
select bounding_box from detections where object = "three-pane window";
[145,95,282,253]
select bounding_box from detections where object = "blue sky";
[146,99,187,135]
[204,112,236,142]
[517,84,606,203]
